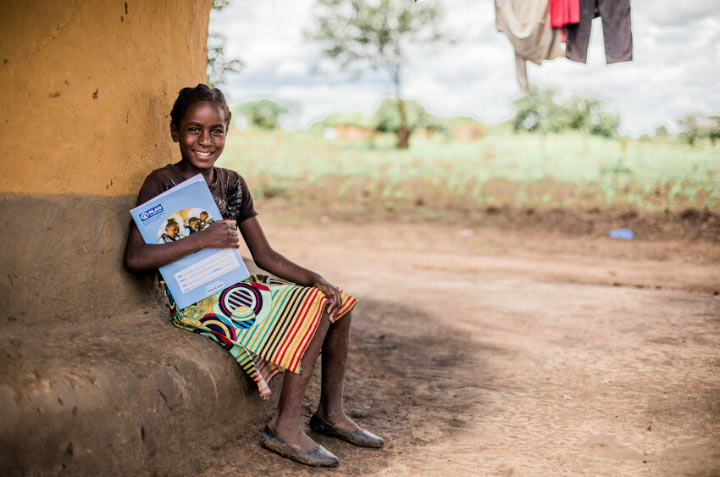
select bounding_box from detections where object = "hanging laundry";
[495,0,564,92]
[549,0,580,29]
[549,0,580,42]
[565,0,633,64]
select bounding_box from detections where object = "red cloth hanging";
[549,0,580,28]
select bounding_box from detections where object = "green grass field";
[218,127,720,215]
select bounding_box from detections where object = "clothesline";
[495,0,633,92]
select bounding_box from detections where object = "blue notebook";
[130,174,250,309]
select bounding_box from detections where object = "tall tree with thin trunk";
[207,0,244,87]
[308,0,451,149]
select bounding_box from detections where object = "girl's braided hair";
[170,84,231,128]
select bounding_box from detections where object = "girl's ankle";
[315,407,346,422]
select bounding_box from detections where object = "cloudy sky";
[211,0,720,135]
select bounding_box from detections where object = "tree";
[373,98,443,134]
[678,115,700,146]
[512,87,567,133]
[678,114,720,146]
[320,112,375,129]
[710,116,720,145]
[233,99,290,130]
[207,1,243,86]
[207,33,244,87]
[308,0,452,149]
[512,87,619,138]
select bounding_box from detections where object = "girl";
[124,84,383,467]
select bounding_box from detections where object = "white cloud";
[212,0,720,135]
[639,0,720,26]
[275,60,309,76]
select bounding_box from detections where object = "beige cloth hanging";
[495,0,564,91]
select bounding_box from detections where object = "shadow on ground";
[198,297,509,476]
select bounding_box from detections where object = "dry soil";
[199,216,719,476]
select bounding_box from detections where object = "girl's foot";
[267,418,318,451]
[309,413,384,448]
[260,426,339,467]
[313,409,359,431]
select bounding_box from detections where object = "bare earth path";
[202,217,720,476]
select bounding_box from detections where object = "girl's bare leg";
[316,312,359,431]
[268,315,330,450]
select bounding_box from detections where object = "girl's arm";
[238,216,342,320]
[124,219,240,272]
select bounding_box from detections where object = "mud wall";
[0,0,211,323]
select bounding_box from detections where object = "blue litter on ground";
[608,228,634,240]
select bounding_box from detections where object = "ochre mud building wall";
[0,5,281,475]
[0,0,211,322]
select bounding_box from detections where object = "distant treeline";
[513,87,720,144]
[669,114,720,146]
[232,97,484,138]
[320,99,448,134]
[232,91,719,145]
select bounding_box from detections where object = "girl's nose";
[199,130,212,145]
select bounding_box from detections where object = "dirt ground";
[199,214,719,476]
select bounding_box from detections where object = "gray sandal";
[310,413,385,448]
[260,425,339,467]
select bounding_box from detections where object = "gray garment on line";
[565,0,633,64]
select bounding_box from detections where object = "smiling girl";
[124,84,383,467]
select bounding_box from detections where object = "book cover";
[130,174,250,309]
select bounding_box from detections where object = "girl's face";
[171,101,228,171]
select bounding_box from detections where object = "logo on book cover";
[140,204,164,222]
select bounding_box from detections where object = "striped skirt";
[165,275,357,398]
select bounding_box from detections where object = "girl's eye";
[212,129,224,135]
[188,127,200,133]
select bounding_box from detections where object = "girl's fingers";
[325,291,339,321]
[317,280,342,323]
[330,298,341,320]
[333,288,342,309]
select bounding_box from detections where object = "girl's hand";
[313,277,342,323]
[199,219,240,249]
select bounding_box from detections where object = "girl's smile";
[171,100,228,173]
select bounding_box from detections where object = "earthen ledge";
[0,308,279,475]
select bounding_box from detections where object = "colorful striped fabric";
[165,275,357,399]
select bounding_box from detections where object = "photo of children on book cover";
[157,208,215,243]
